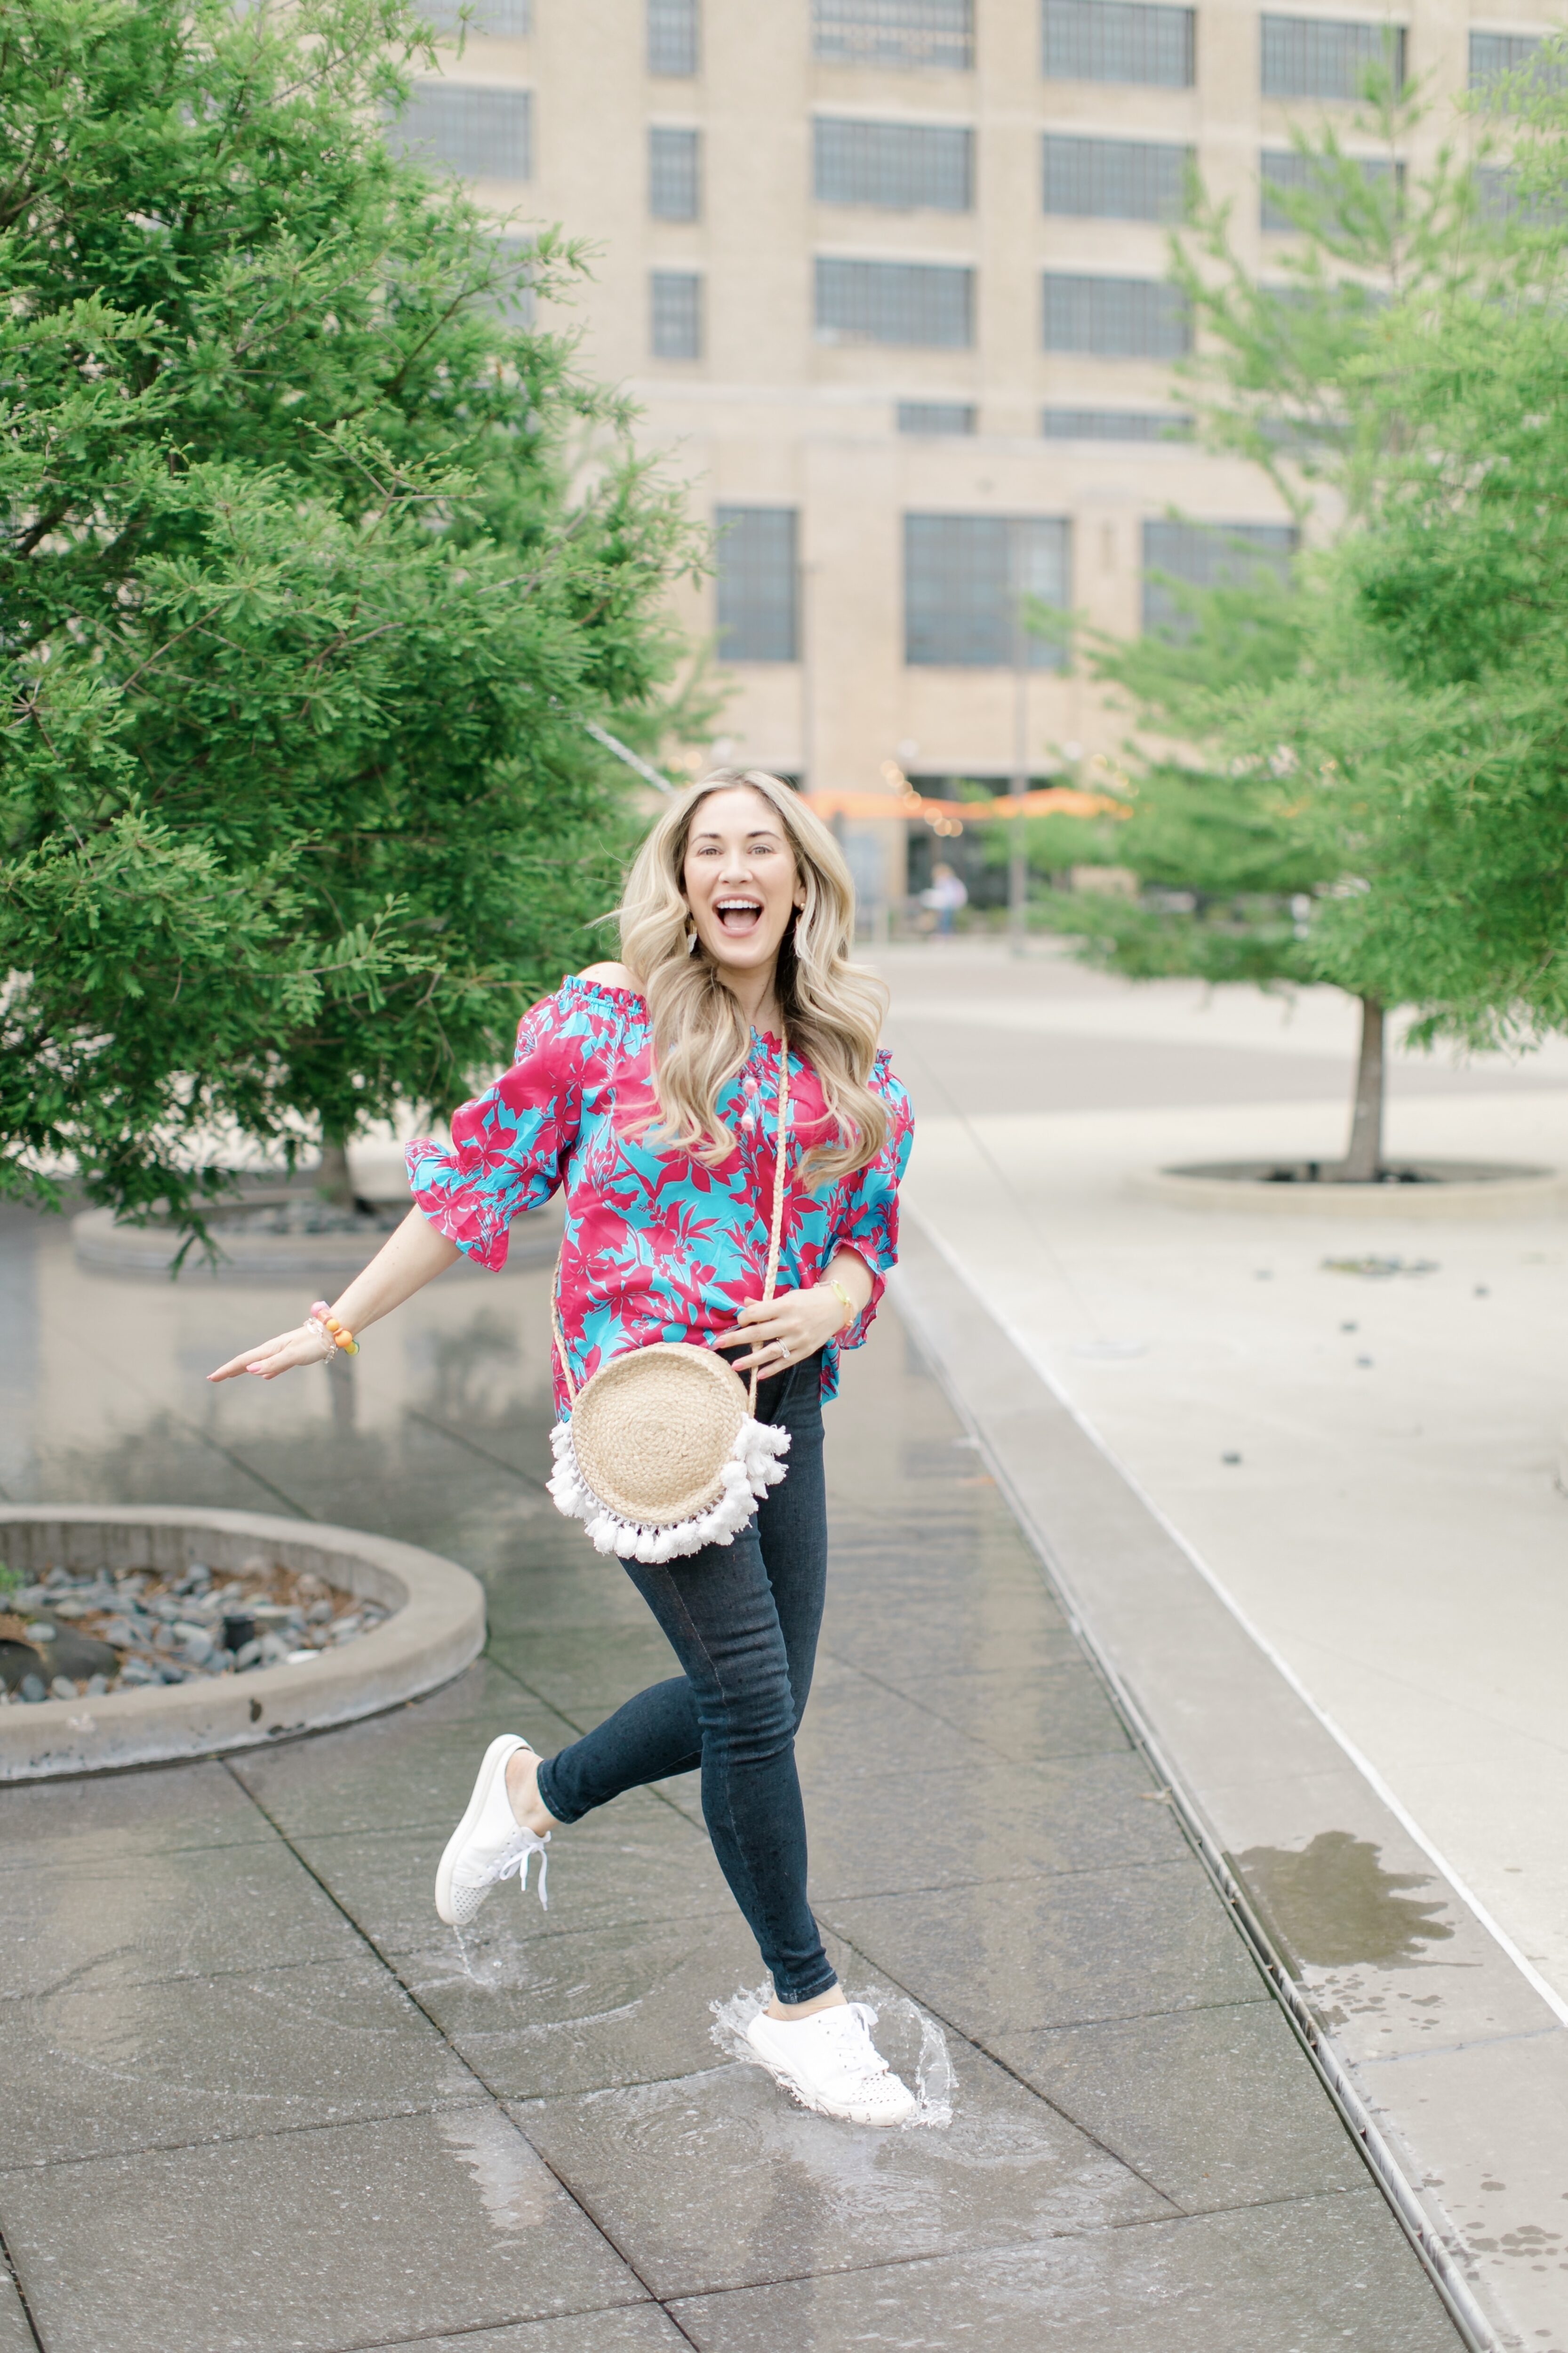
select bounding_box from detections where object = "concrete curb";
[889,1216,1568,2353]
[0,1506,485,1781]
[71,1203,564,1282]
[1133,1160,1562,1219]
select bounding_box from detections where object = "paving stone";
[790,1664,999,1789]
[0,1953,479,2168]
[800,1751,1189,1902]
[228,1658,579,1838]
[510,2033,1171,2302]
[990,2001,1369,2212]
[485,1621,687,1718]
[822,1860,1265,2041]
[395,2313,690,2352]
[0,1831,367,2000]
[397,1909,766,2102]
[819,1580,1084,1682]
[293,1784,730,1956]
[0,2107,640,2353]
[665,2187,1464,2351]
[0,2268,34,2353]
[0,1753,273,1872]
[875,1658,1131,1765]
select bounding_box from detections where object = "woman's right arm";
[209,988,587,1386]
[208,1207,458,1383]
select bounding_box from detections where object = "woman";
[210,771,916,2126]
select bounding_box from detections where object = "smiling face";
[681,785,805,990]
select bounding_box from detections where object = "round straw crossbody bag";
[544,1036,794,1563]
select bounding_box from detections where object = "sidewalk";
[879,937,1568,2349]
[0,1210,1458,2352]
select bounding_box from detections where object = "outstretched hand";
[208,1323,333,1383]
[711,1284,850,1377]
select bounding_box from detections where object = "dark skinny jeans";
[535,1349,835,2005]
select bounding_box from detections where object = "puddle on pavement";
[711,1980,955,2129]
[1234,1831,1454,1970]
[439,2106,554,2230]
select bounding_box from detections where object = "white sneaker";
[745,2000,917,2125]
[435,1734,551,1929]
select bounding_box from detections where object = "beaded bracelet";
[821,1278,856,1330]
[308,1299,360,1357]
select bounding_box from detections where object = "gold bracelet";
[822,1278,856,1330]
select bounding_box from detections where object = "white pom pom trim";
[546,1417,791,1562]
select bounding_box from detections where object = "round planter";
[1133,1158,1563,1219]
[72,1196,563,1282]
[0,1506,485,1781]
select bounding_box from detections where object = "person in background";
[921,861,968,937]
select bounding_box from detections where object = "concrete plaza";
[0,1187,1461,2351]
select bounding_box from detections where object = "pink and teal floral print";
[406,976,913,1415]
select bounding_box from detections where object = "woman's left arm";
[723,1059,913,1375]
[722,1248,875,1376]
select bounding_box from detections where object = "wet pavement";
[0,1206,1464,2351]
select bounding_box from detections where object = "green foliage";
[1040,64,1568,1059]
[2,0,701,1231]
[1167,67,1511,527]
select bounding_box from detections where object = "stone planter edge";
[1130,1162,1565,1220]
[72,1202,563,1281]
[0,1505,485,1781]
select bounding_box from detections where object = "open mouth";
[714,896,764,937]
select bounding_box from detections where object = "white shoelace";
[474,1824,550,1909]
[815,2001,890,2072]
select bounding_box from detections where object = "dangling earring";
[686,923,700,956]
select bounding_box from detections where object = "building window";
[392,85,531,179]
[1043,0,1195,87]
[905,515,1070,667]
[649,127,701,218]
[1260,148,1400,230]
[1043,407,1192,438]
[898,400,977,433]
[1260,15,1406,99]
[716,508,798,661]
[813,0,974,72]
[417,0,530,32]
[1475,162,1563,223]
[1042,133,1191,219]
[816,256,974,346]
[1470,28,1537,85]
[648,0,699,76]
[814,118,974,210]
[651,270,703,358]
[1143,519,1296,635]
[1043,273,1190,357]
[1469,29,1566,96]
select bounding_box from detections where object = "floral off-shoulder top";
[406,976,914,1416]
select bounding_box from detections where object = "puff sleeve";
[829,1051,914,1353]
[404,992,585,1271]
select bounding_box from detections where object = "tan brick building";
[399,0,1543,904]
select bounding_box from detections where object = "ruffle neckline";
[565,974,790,1059]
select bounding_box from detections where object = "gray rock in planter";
[0,1506,484,1779]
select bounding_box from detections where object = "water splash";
[710,1980,954,2129]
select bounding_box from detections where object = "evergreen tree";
[2,0,699,1232]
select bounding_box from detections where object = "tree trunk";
[316,1137,355,1209]
[1342,997,1385,1182]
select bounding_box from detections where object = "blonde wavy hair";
[617,768,891,1187]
